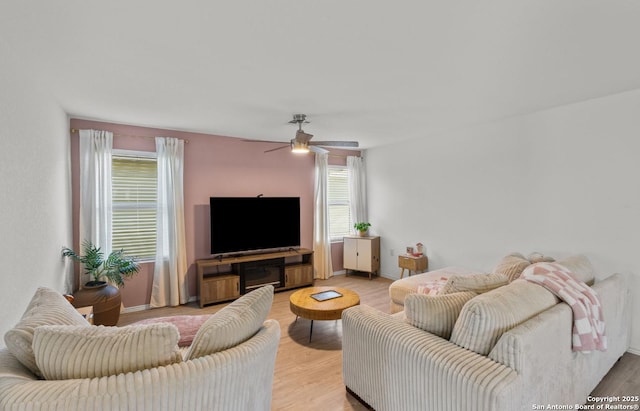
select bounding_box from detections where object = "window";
[327,166,352,241]
[111,151,157,260]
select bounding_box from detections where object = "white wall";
[0,42,72,344]
[367,90,640,353]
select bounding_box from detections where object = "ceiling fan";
[263,114,359,154]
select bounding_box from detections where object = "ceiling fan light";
[291,139,310,153]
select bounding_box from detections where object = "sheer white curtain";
[151,137,188,307]
[78,129,113,260]
[313,153,333,279]
[347,156,367,225]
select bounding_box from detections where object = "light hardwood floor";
[119,274,640,411]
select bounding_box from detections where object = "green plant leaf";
[62,241,139,287]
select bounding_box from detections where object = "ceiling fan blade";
[264,144,290,153]
[309,145,329,155]
[310,141,359,148]
[242,139,288,144]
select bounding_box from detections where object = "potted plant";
[354,222,372,237]
[62,241,140,288]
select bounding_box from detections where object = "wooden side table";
[398,255,428,278]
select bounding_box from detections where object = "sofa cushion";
[4,287,90,377]
[440,273,508,294]
[555,254,596,286]
[389,266,481,303]
[450,279,559,355]
[134,314,211,347]
[492,253,531,282]
[526,252,555,264]
[185,285,273,360]
[32,323,183,380]
[405,291,477,339]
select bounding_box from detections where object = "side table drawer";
[398,255,428,278]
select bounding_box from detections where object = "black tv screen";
[210,197,301,255]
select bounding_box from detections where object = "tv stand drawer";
[200,275,240,307]
[285,264,313,288]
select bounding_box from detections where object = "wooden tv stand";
[196,248,314,307]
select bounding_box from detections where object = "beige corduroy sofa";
[343,255,631,411]
[0,285,280,411]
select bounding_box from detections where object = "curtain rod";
[70,128,190,144]
[69,129,362,156]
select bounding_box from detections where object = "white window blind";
[327,166,352,241]
[112,153,157,260]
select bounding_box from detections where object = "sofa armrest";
[488,273,630,407]
[342,305,518,411]
[591,273,631,354]
[0,320,280,411]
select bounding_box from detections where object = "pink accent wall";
[69,118,358,308]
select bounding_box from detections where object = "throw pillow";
[33,323,183,380]
[4,287,90,377]
[555,254,596,286]
[527,252,555,264]
[134,314,211,347]
[450,279,559,355]
[492,253,531,282]
[416,277,449,296]
[405,291,477,339]
[440,273,508,294]
[185,285,274,360]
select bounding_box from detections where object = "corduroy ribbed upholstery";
[343,272,630,411]
[33,323,183,380]
[404,291,476,339]
[440,273,508,294]
[4,287,90,377]
[555,254,596,285]
[492,253,531,282]
[389,266,482,313]
[0,319,280,411]
[450,279,559,355]
[185,284,273,360]
[342,305,518,411]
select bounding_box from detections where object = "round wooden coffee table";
[289,286,360,342]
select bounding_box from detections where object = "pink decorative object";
[416,277,449,295]
[135,314,211,347]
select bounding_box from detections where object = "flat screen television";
[210,197,301,255]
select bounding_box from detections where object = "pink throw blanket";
[135,314,211,347]
[522,262,607,352]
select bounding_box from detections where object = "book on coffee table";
[310,290,343,302]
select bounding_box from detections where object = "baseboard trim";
[121,304,150,313]
[121,296,198,313]
[627,347,640,356]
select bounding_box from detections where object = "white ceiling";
[2,1,640,149]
